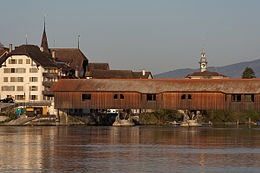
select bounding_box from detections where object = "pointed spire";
[40,14,49,53]
[201,48,205,58]
[199,48,207,72]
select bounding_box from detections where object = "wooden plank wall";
[55,92,141,109]
[54,92,260,111]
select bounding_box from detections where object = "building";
[185,49,228,79]
[0,44,58,113]
[50,48,88,78]
[85,69,152,79]
[51,79,260,113]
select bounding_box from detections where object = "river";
[0,126,259,173]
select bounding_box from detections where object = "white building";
[0,44,59,113]
[185,49,228,79]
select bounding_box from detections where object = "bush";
[204,110,260,122]
[139,110,182,125]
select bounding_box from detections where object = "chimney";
[52,50,55,59]
[9,44,12,53]
[142,69,145,76]
[75,66,79,78]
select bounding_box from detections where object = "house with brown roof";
[0,44,59,113]
[50,48,88,78]
[185,49,228,79]
[85,69,152,79]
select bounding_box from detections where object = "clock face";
[201,63,206,68]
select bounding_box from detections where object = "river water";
[0,126,260,173]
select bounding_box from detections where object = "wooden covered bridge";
[50,79,260,112]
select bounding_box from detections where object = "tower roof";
[40,15,49,54]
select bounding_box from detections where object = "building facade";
[0,44,58,113]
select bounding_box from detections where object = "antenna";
[77,35,80,49]
[25,34,28,45]
[44,13,47,30]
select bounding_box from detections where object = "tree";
[242,67,256,79]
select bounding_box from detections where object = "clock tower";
[199,48,207,72]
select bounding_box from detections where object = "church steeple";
[40,14,49,54]
[199,48,207,72]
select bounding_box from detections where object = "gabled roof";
[51,79,260,94]
[86,69,152,79]
[0,48,8,58]
[6,45,57,68]
[50,48,88,71]
[88,63,110,71]
[185,70,227,78]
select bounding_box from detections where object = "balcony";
[42,81,55,87]
[16,101,52,106]
[42,91,54,96]
[43,72,58,78]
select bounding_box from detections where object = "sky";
[1,0,260,74]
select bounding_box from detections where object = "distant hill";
[154,59,260,79]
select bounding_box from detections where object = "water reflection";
[0,126,259,172]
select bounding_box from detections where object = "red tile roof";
[88,63,109,71]
[6,45,57,68]
[51,79,260,94]
[86,69,152,79]
[50,48,88,71]
[185,70,227,78]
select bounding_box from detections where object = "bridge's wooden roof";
[51,79,260,94]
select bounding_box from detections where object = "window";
[244,94,254,102]
[188,94,192,99]
[29,86,38,91]
[18,59,23,64]
[30,68,38,73]
[10,77,23,82]
[3,77,8,82]
[17,86,23,91]
[231,94,241,102]
[82,94,91,101]
[147,94,156,101]
[15,95,25,100]
[2,86,15,91]
[30,95,38,100]
[4,68,10,73]
[17,77,23,82]
[120,94,125,99]
[29,77,38,82]
[16,68,26,73]
[9,59,16,64]
[181,94,186,100]
[26,59,30,64]
[11,68,15,73]
[114,94,118,99]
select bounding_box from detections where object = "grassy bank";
[0,107,17,124]
[203,110,260,123]
[138,110,260,125]
[138,110,182,125]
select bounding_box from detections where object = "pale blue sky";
[1,0,260,74]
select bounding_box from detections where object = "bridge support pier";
[180,110,202,127]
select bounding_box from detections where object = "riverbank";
[0,109,259,126]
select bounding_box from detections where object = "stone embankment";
[0,114,117,126]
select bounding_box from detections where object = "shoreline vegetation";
[0,108,259,126]
[138,110,260,126]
